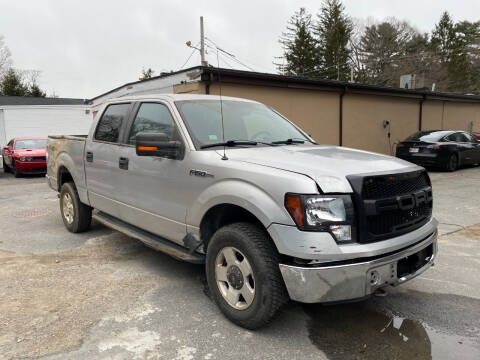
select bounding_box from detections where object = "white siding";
[0,109,5,146]
[90,69,201,112]
[2,106,92,144]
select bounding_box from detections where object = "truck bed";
[48,135,88,140]
[46,135,88,201]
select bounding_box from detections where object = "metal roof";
[0,96,87,106]
[89,66,480,103]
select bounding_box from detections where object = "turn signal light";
[285,194,304,227]
[137,146,158,151]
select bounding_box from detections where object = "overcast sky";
[1,0,479,99]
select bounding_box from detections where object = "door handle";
[119,157,129,170]
[86,151,93,162]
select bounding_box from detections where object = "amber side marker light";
[285,194,304,227]
[137,146,158,151]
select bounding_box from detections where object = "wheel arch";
[55,152,90,205]
[199,203,266,248]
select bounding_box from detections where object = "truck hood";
[224,145,420,193]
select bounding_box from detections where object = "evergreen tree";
[359,20,416,86]
[0,68,27,96]
[430,12,480,92]
[430,12,456,63]
[315,0,353,80]
[139,67,155,80]
[27,82,47,97]
[276,8,319,76]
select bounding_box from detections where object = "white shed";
[0,96,92,148]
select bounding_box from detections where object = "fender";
[55,151,90,205]
[187,178,296,231]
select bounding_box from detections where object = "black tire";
[12,161,21,177]
[444,153,458,172]
[206,222,288,329]
[60,182,92,233]
[2,158,9,173]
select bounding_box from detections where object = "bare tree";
[0,35,12,78]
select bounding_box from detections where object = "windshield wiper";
[272,138,305,145]
[200,140,258,149]
[272,138,317,145]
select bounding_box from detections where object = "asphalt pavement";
[0,166,479,360]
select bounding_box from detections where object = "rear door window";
[463,132,475,142]
[455,133,469,142]
[94,103,131,143]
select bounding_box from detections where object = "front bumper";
[15,161,47,173]
[279,229,437,303]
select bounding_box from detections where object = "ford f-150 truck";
[47,94,437,329]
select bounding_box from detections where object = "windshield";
[405,131,450,142]
[15,139,47,149]
[175,100,310,148]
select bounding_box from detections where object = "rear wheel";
[444,153,458,172]
[60,182,92,233]
[206,222,288,329]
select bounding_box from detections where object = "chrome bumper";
[279,230,437,303]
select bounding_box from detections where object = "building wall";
[443,102,479,132]
[206,83,340,146]
[342,94,420,154]
[422,101,444,130]
[173,82,206,94]
[1,106,92,146]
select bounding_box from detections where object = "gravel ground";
[0,166,479,360]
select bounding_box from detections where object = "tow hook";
[374,288,388,297]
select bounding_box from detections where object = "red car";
[2,137,48,177]
[473,132,480,141]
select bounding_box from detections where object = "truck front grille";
[347,170,433,243]
[367,202,432,237]
[31,156,46,161]
[362,171,429,200]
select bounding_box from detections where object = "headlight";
[285,194,356,242]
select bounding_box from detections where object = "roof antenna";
[215,46,228,160]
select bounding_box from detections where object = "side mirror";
[135,132,184,159]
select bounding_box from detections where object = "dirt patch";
[0,234,165,359]
[451,224,480,241]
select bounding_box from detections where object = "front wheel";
[60,182,92,233]
[2,158,9,173]
[206,222,288,329]
[12,161,21,177]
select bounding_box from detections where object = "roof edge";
[89,65,480,104]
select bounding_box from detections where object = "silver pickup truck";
[47,94,438,329]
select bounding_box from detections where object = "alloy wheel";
[62,193,74,224]
[215,246,255,310]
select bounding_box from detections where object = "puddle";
[304,302,479,360]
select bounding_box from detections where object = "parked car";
[473,132,480,141]
[47,94,437,329]
[396,130,480,171]
[2,137,48,177]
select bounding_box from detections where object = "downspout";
[419,95,425,131]
[202,70,214,95]
[339,87,346,146]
